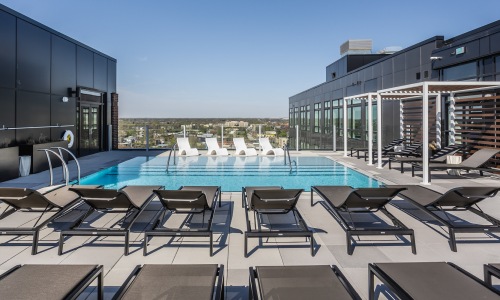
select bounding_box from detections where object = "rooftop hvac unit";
[340,40,372,56]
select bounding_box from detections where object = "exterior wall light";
[62,97,69,103]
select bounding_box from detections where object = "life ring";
[62,130,75,148]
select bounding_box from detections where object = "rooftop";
[1,150,500,299]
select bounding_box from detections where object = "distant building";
[289,21,500,152]
[224,121,249,127]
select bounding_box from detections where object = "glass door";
[79,104,100,156]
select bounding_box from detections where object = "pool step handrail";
[37,149,69,186]
[166,143,178,172]
[283,143,297,172]
[51,147,80,184]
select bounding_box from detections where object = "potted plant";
[0,138,19,181]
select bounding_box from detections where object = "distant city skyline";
[2,0,500,118]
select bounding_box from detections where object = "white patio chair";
[205,138,229,156]
[233,138,257,156]
[177,137,199,156]
[259,138,284,156]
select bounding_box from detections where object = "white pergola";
[342,81,500,185]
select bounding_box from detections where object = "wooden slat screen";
[402,98,437,145]
[454,93,500,168]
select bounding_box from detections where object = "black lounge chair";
[144,186,221,256]
[411,148,500,178]
[249,265,361,300]
[0,264,103,299]
[0,184,101,254]
[113,264,224,300]
[243,187,314,257]
[311,186,415,255]
[242,186,282,208]
[349,138,403,159]
[362,142,422,162]
[394,185,500,251]
[388,144,463,173]
[59,185,162,255]
[484,264,500,288]
[369,262,500,300]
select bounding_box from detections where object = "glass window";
[349,106,362,139]
[314,103,321,133]
[324,101,331,134]
[300,106,305,130]
[305,105,311,130]
[496,55,500,73]
[442,62,477,81]
[294,107,299,127]
[289,107,294,127]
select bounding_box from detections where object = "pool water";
[79,156,380,191]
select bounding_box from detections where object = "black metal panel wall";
[77,46,94,88]
[50,95,77,150]
[51,35,76,96]
[16,91,51,143]
[16,19,51,93]
[94,54,108,92]
[0,4,117,162]
[0,88,15,146]
[0,10,15,89]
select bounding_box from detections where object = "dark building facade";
[289,21,500,151]
[0,4,117,159]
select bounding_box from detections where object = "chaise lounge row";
[1,183,500,257]
[178,137,284,156]
[2,261,500,299]
[351,139,500,181]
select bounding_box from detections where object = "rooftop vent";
[340,39,372,56]
[378,46,403,54]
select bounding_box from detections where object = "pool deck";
[1,149,500,299]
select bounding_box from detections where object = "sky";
[1,0,500,118]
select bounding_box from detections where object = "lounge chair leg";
[143,233,148,256]
[310,235,315,256]
[32,231,39,255]
[389,160,392,169]
[347,233,354,255]
[410,233,417,254]
[310,190,314,206]
[412,165,415,177]
[400,162,404,173]
[485,268,492,286]
[124,231,130,255]
[480,170,484,176]
[449,228,457,252]
[210,233,214,256]
[97,271,104,300]
[244,234,248,257]
[368,267,375,300]
[58,233,65,255]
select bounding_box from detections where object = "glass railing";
[117,119,289,151]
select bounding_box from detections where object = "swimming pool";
[79,156,380,191]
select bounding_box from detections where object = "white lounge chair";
[177,137,199,156]
[233,138,258,156]
[259,137,284,156]
[205,138,229,156]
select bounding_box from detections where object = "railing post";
[295,125,299,151]
[145,125,149,152]
[333,124,336,152]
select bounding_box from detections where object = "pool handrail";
[166,143,177,172]
[37,149,69,186]
[51,147,80,184]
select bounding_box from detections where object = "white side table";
[446,155,462,175]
